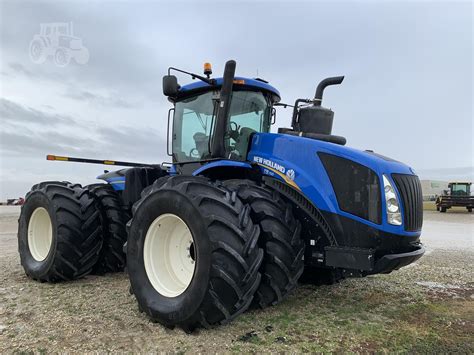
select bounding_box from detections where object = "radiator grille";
[391,174,423,231]
[319,153,381,224]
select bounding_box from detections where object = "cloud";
[8,62,36,78]
[0,1,472,199]
[7,62,65,83]
[6,62,140,109]
[94,125,166,162]
[0,98,77,126]
[63,88,139,109]
[1,121,166,164]
[418,167,474,182]
[1,98,165,162]
[0,129,97,157]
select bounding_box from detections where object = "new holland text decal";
[253,156,300,190]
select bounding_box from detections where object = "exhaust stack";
[211,60,236,158]
[314,76,344,106]
[292,76,345,135]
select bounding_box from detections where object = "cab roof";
[178,77,281,102]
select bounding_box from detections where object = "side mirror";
[163,75,180,97]
[271,107,276,124]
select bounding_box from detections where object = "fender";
[97,169,127,191]
[192,160,258,180]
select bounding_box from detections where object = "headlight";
[383,175,402,225]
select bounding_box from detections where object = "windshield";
[172,90,271,162]
[57,25,68,35]
[173,91,216,162]
[451,183,469,196]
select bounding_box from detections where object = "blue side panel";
[169,164,178,176]
[96,169,127,191]
[107,177,125,191]
[248,133,419,237]
[192,160,253,176]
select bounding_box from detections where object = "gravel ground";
[0,207,473,353]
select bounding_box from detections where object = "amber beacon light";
[203,62,212,77]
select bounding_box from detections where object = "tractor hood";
[248,132,420,237]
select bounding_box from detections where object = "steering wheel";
[189,148,200,158]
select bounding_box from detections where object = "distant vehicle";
[29,22,89,67]
[436,182,473,212]
[6,197,25,206]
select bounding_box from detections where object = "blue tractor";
[18,60,424,331]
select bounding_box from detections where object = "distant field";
[1,209,473,353]
[423,201,470,213]
[423,201,437,211]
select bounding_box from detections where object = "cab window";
[226,91,271,160]
[172,90,271,162]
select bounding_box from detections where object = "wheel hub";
[144,213,196,297]
[27,207,53,261]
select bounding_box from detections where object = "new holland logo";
[253,156,285,173]
[286,169,295,181]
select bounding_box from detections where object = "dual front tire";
[223,180,305,309]
[126,176,305,330]
[127,176,263,331]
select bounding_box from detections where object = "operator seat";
[233,127,256,158]
[193,132,210,159]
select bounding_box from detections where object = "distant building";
[420,180,449,201]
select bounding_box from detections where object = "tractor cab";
[163,62,280,173]
[172,82,277,162]
[41,23,70,36]
[448,182,472,196]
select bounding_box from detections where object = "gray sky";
[0,0,472,200]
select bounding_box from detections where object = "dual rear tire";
[18,182,102,282]
[86,184,128,274]
[126,176,305,330]
[18,182,128,281]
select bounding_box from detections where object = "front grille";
[391,174,423,231]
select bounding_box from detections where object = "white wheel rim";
[144,213,196,297]
[28,207,53,261]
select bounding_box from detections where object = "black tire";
[29,39,46,64]
[224,179,305,309]
[440,207,447,213]
[18,182,102,282]
[86,184,129,274]
[127,176,263,331]
[54,47,71,67]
